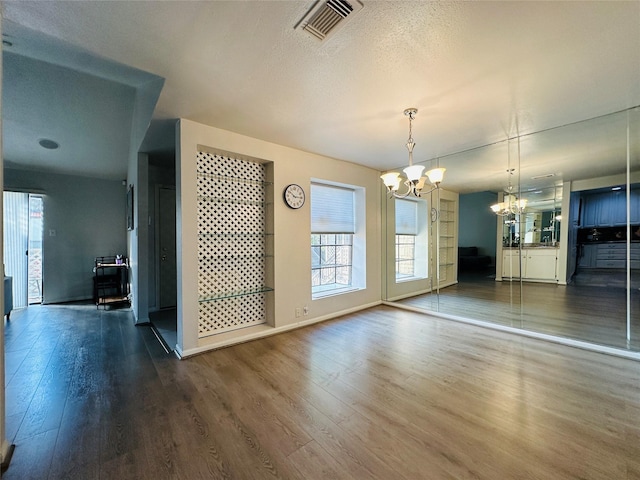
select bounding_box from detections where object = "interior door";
[158,186,177,309]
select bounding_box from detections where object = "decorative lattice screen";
[196,151,269,337]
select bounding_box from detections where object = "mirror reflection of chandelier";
[490,181,528,216]
[490,135,527,216]
[380,108,446,198]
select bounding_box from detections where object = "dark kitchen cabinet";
[578,244,596,267]
[581,192,606,227]
[578,243,640,269]
[581,187,639,227]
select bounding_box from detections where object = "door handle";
[161,255,167,261]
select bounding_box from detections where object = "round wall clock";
[283,184,305,209]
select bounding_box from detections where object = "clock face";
[284,184,305,209]
[431,207,439,222]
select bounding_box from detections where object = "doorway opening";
[149,184,177,352]
[3,192,44,308]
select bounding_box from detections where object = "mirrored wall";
[384,107,640,352]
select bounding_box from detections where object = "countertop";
[503,245,559,249]
[580,240,640,245]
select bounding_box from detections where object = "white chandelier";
[380,108,446,198]
[490,136,527,216]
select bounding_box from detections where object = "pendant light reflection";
[490,136,527,216]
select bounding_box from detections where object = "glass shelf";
[196,172,272,187]
[197,196,272,207]
[198,232,273,238]
[199,286,274,303]
[198,254,273,260]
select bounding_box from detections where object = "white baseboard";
[383,301,640,362]
[176,300,382,359]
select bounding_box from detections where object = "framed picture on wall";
[127,184,134,231]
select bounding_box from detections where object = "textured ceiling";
[2,19,164,179]
[3,51,136,176]
[2,1,639,191]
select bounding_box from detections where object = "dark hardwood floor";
[3,303,640,479]
[396,270,640,351]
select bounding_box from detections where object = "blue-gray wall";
[4,167,127,303]
[459,191,498,264]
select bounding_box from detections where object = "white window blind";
[3,192,29,308]
[395,199,418,235]
[311,183,355,233]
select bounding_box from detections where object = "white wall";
[3,168,127,303]
[0,15,10,466]
[127,153,151,324]
[176,119,382,357]
[125,75,163,325]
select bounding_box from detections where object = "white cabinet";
[525,249,558,280]
[502,250,521,278]
[502,248,558,282]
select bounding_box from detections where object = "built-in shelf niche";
[196,148,274,337]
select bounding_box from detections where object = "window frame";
[394,197,428,282]
[310,180,366,299]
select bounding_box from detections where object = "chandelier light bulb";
[426,167,446,185]
[381,172,401,189]
[403,165,425,182]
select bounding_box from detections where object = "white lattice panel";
[198,294,267,336]
[196,151,268,337]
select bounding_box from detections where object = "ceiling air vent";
[296,0,364,42]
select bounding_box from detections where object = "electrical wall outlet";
[295,308,301,318]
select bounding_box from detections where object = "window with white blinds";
[311,181,363,298]
[311,183,355,233]
[394,198,428,281]
[395,198,418,235]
